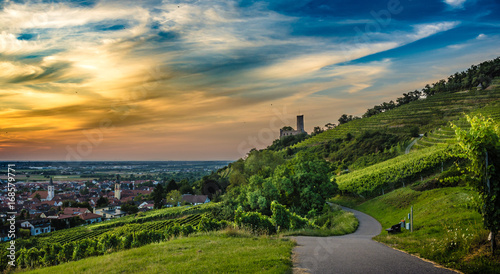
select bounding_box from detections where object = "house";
[138,202,154,210]
[28,191,48,201]
[63,207,91,215]
[94,206,126,219]
[79,212,103,224]
[181,194,210,206]
[20,219,53,236]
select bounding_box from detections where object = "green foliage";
[96,196,109,208]
[120,202,139,214]
[234,206,276,234]
[267,133,309,151]
[451,115,500,253]
[165,190,182,206]
[152,184,165,209]
[336,146,452,197]
[289,212,309,230]
[270,201,290,231]
[197,216,227,232]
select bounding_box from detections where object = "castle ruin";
[280,115,306,138]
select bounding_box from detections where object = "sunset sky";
[1,0,499,161]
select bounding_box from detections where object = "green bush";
[271,201,290,231]
[235,206,276,234]
[181,224,196,236]
[290,212,309,230]
[197,216,222,232]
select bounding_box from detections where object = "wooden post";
[411,206,414,233]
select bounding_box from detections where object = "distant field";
[26,232,295,274]
[0,175,96,181]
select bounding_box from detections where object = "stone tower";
[297,115,304,132]
[114,183,121,200]
[47,177,55,201]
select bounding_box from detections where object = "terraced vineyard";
[335,146,453,197]
[412,102,500,151]
[295,84,500,148]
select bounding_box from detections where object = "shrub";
[290,212,309,230]
[181,224,196,236]
[197,216,222,232]
[271,201,290,231]
[166,223,182,237]
[235,208,276,234]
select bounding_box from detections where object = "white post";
[411,206,414,233]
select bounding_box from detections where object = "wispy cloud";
[443,0,467,9]
[0,0,498,160]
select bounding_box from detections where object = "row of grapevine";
[335,146,453,196]
[89,202,219,230]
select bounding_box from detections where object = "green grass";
[333,187,500,273]
[25,231,295,274]
[284,208,359,237]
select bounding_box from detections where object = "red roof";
[79,212,102,220]
[30,191,48,200]
[57,214,74,219]
[63,207,90,215]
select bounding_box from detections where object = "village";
[0,175,211,241]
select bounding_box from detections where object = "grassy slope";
[26,232,295,274]
[332,187,500,273]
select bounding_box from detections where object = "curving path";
[292,207,457,274]
[405,134,424,154]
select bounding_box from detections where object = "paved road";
[293,207,457,274]
[405,134,424,154]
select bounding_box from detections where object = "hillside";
[4,58,500,274]
[331,186,500,273]
[295,78,500,149]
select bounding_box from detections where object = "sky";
[0,0,499,161]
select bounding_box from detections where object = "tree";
[79,187,89,195]
[166,190,182,207]
[121,202,139,214]
[281,126,293,131]
[96,196,109,208]
[166,179,179,193]
[313,126,324,135]
[325,123,336,130]
[338,114,359,125]
[152,184,165,209]
[34,193,42,201]
[452,115,500,254]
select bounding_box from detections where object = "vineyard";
[33,213,206,246]
[295,82,500,149]
[0,203,222,271]
[412,101,500,151]
[29,203,217,247]
[335,146,453,197]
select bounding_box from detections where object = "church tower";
[47,177,55,201]
[115,175,122,200]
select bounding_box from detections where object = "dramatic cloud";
[0,0,498,160]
